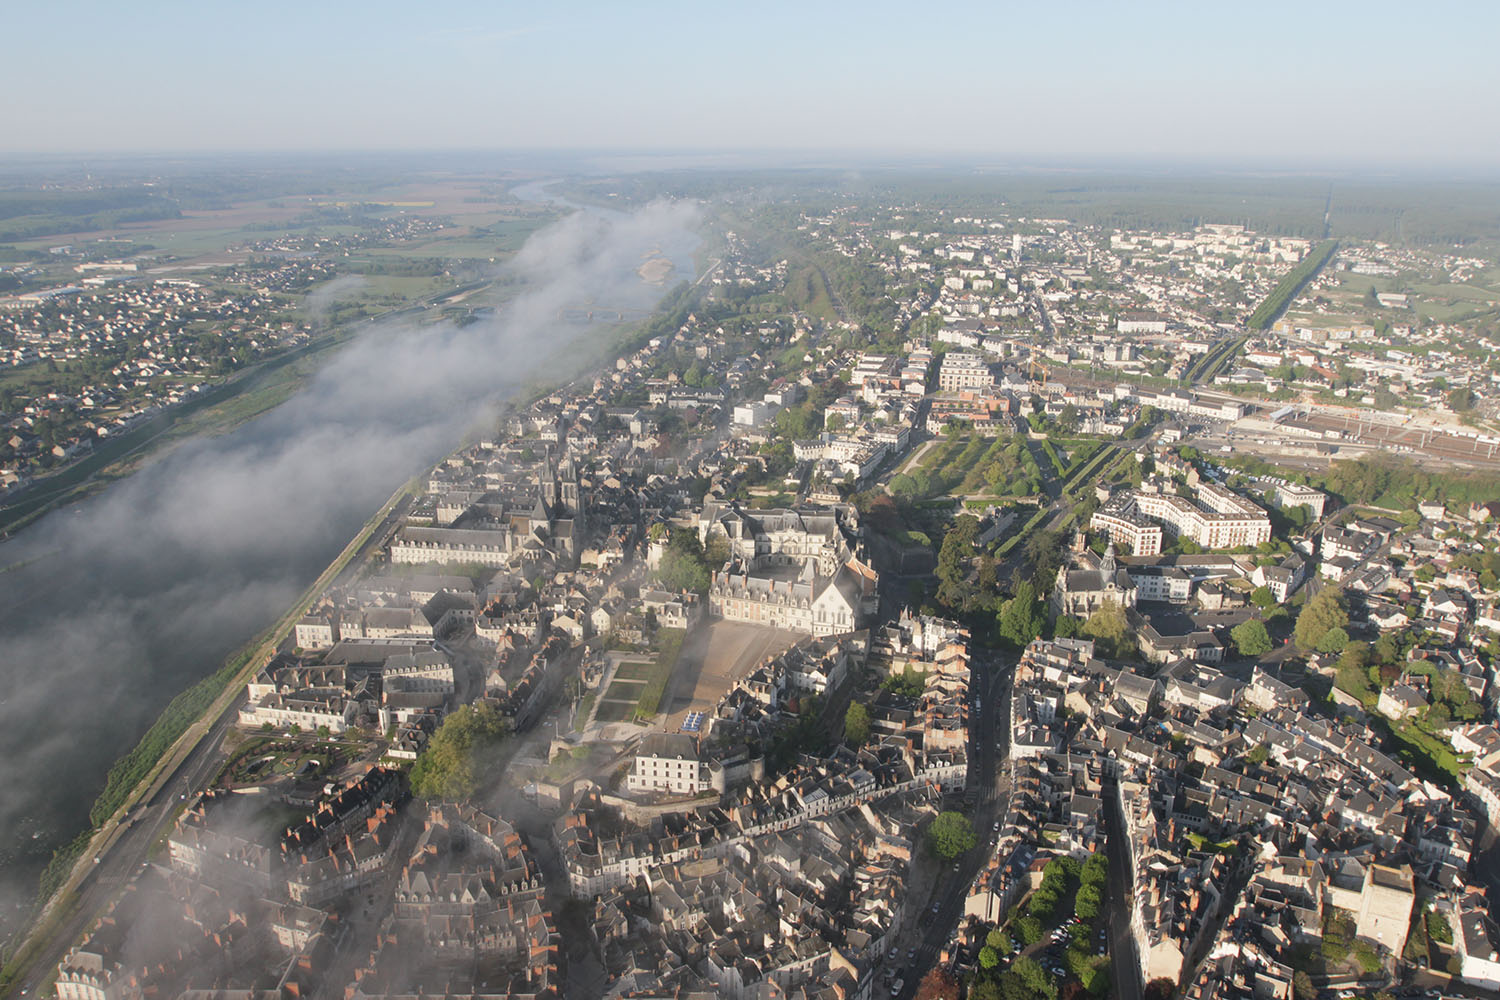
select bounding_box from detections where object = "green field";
[1301,268,1500,326]
[602,677,646,702]
[611,659,658,682]
[394,217,550,258]
[593,700,639,723]
[322,273,452,306]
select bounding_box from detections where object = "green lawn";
[612,660,658,682]
[574,692,597,732]
[594,700,638,723]
[635,628,686,719]
[602,678,646,702]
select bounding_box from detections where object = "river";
[0,185,699,941]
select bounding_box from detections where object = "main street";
[895,644,1014,999]
[1103,778,1145,1000]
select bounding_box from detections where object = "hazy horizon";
[5,0,1499,169]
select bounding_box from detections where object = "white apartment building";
[627,733,708,795]
[1090,500,1165,557]
[937,352,994,393]
[1113,483,1271,550]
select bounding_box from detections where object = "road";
[894,646,1014,999]
[1030,295,1055,338]
[497,796,608,1000]
[332,494,411,590]
[4,487,411,1000]
[1103,777,1145,1000]
[6,691,242,1000]
[309,809,424,1000]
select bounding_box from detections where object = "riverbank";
[0,201,704,987]
[0,281,480,539]
[0,475,414,997]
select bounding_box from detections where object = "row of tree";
[1246,240,1338,330]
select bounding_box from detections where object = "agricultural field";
[1285,253,1500,330]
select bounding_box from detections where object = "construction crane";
[1028,357,1049,386]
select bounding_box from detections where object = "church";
[1053,532,1137,617]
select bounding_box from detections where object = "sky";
[3,0,1499,166]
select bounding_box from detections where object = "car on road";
[889,978,903,996]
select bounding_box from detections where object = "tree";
[704,532,731,567]
[987,926,1014,955]
[882,666,927,700]
[1145,979,1178,1000]
[979,945,999,970]
[1231,619,1273,657]
[843,703,870,746]
[1292,970,1316,1000]
[1315,625,1351,655]
[1449,386,1476,413]
[1250,585,1276,609]
[927,811,977,860]
[409,703,510,800]
[1075,883,1102,920]
[1008,957,1057,1000]
[1081,851,1108,888]
[1083,599,1135,659]
[774,404,817,441]
[1024,526,1065,593]
[1294,588,1349,651]
[1246,744,1270,765]
[1337,641,1370,673]
[971,981,1003,1000]
[998,581,1048,648]
[914,967,960,1000]
[656,529,712,593]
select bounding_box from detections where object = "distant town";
[11,177,1500,1000]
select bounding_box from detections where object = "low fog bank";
[0,198,700,930]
